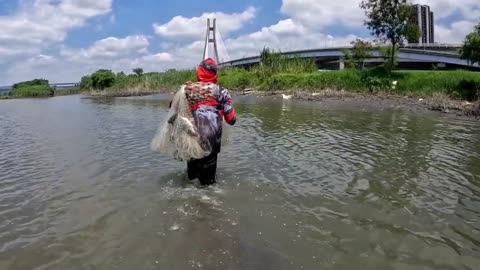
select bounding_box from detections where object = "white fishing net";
[150,85,212,161]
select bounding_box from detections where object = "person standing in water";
[169,58,237,185]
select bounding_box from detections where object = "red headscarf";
[197,58,218,83]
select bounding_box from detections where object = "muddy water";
[0,95,479,270]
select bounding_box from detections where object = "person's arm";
[218,86,236,125]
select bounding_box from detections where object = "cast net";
[150,85,212,161]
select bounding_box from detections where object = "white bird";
[282,94,292,100]
[391,81,398,89]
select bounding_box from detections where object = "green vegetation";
[223,48,478,102]
[9,84,54,97]
[0,78,84,99]
[344,39,374,70]
[77,47,479,103]
[12,78,49,89]
[6,79,54,98]
[80,68,196,96]
[360,0,421,72]
[133,68,144,76]
[220,68,479,101]
[460,23,480,65]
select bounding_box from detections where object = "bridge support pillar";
[203,18,220,64]
[339,59,345,70]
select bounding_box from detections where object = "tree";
[80,75,93,89]
[360,0,419,72]
[347,38,374,70]
[460,23,480,65]
[405,22,421,44]
[133,68,144,76]
[91,69,116,90]
[12,79,49,90]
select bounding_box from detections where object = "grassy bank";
[81,49,479,101]
[86,68,479,100]
[8,85,54,97]
[219,69,480,100]
[0,86,85,99]
[83,69,196,97]
[78,48,479,115]
[0,86,84,99]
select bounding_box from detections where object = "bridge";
[199,20,477,71]
[219,44,480,71]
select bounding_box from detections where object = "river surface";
[0,94,479,270]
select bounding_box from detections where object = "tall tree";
[133,68,144,76]
[460,23,480,65]
[360,0,419,72]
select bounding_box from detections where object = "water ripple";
[0,96,479,269]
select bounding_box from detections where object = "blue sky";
[0,0,478,85]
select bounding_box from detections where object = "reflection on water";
[0,95,479,270]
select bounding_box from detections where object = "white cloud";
[142,53,174,63]
[280,0,479,44]
[435,21,477,44]
[0,0,112,58]
[422,0,480,21]
[281,0,365,29]
[160,18,357,67]
[60,35,149,63]
[1,33,173,84]
[223,19,357,60]
[153,6,256,39]
[2,51,177,85]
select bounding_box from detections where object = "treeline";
[80,68,196,95]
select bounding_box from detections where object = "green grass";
[393,70,480,100]
[215,68,480,101]
[80,67,480,101]
[8,85,54,97]
[105,70,196,93]
[80,69,196,97]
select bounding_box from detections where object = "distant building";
[408,3,435,44]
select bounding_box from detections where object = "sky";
[0,0,478,85]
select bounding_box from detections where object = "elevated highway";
[220,44,480,70]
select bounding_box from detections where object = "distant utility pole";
[203,18,220,63]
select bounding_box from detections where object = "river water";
[0,95,479,270]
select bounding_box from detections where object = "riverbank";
[236,89,480,117]
[79,68,480,117]
[81,68,480,99]
[0,87,83,99]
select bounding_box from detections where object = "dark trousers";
[187,152,218,186]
